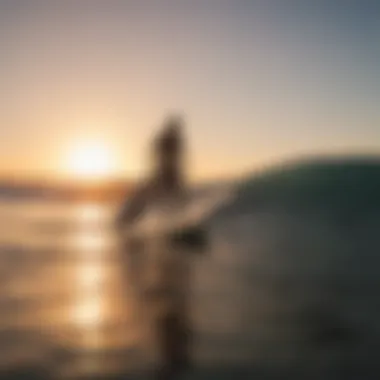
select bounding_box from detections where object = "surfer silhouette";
[116,115,185,228]
[116,116,200,379]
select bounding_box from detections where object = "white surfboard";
[122,185,235,241]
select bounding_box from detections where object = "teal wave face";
[231,158,380,220]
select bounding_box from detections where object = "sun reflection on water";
[76,203,104,223]
[74,263,104,333]
[73,295,103,348]
[70,203,108,350]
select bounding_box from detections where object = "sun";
[64,139,116,180]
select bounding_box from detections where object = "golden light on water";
[72,263,104,350]
[79,204,104,222]
[70,204,107,349]
[72,232,107,252]
[80,263,103,288]
[68,203,111,253]
[74,296,102,328]
[65,204,134,356]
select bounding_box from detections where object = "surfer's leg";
[155,311,192,379]
[176,313,193,373]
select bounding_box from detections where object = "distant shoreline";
[0,180,134,203]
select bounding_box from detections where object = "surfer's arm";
[116,196,142,231]
[115,183,152,230]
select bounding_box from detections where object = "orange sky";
[1,2,379,182]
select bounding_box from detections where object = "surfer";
[116,115,194,379]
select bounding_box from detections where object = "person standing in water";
[116,115,194,379]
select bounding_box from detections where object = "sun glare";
[65,140,115,180]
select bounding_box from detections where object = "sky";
[0,0,379,181]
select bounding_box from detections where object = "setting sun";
[64,140,116,180]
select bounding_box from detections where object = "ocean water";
[0,199,379,379]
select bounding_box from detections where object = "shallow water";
[0,200,379,379]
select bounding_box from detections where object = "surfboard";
[121,185,235,243]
